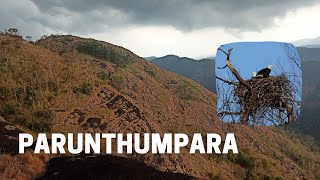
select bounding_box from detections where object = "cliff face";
[0,34,319,179]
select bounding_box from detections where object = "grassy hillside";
[0,34,320,179]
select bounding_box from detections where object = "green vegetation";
[73,83,93,96]
[227,150,235,161]
[226,151,258,179]
[97,71,110,81]
[77,42,132,68]
[235,152,256,169]
[207,172,222,180]
[110,75,125,92]
[175,83,196,100]
[227,151,256,170]
[143,65,159,79]
[173,77,202,100]
[14,110,53,132]
[1,101,19,117]
[1,101,53,132]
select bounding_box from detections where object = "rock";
[0,118,26,154]
[86,118,102,127]
[37,154,196,180]
[99,122,107,131]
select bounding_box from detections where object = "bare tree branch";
[216,76,238,85]
[218,48,251,90]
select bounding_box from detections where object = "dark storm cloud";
[30,0,319,30]
[1,0,319,37]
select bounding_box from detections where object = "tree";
[7,28,19,35]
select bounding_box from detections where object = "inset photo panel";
[215,42,302,126]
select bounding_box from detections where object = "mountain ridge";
[151,55,216,93]
[292,36,320,47]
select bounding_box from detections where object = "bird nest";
[234,75,294,116]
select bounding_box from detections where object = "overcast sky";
[1,0,320,58]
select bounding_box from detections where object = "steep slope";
[152,55,216,93]
[0,34,319,179]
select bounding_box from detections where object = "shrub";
[47,81,59,95]
[14,110,54,132]
[235,152,255,169]
[175,83,195,100]
[227,151,235,161]
[0,86,9,100]
[207,172,222,180]
[145,68,158,78]
[1,102,18,116]
[24,86,37,107]
[97,71,110,81]
[0,151,45,179]
[14,87,24,99]
[28,121,52,132]
[111,75,125,91]
[77,42,132,68]
[73,83,93,95]
[34,110,53,119]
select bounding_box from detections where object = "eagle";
[252,65,272,78]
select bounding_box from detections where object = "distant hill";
[290,47,320,140]
[292,36,320,47]
[291,47,320,139]
[151,55,216,93]
[144,56,157,61]
[297,47,320,62]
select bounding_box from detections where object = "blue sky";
[215,42,299,80]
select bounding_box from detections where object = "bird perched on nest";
[252,72,258,78]
[252,65,272,78]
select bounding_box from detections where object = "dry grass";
[0,151,48,180]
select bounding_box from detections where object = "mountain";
[297,61,320,139]
[151,55,216,93]
[144,56,157,61]
[292,36,320,47]
[289,47,320,140]
[297,47,320,62]
[0,34,320,179]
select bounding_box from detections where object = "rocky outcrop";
[64,87,154,134]
[37,154,196,180]
[0,117,25,154]
[62,87,195,176]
